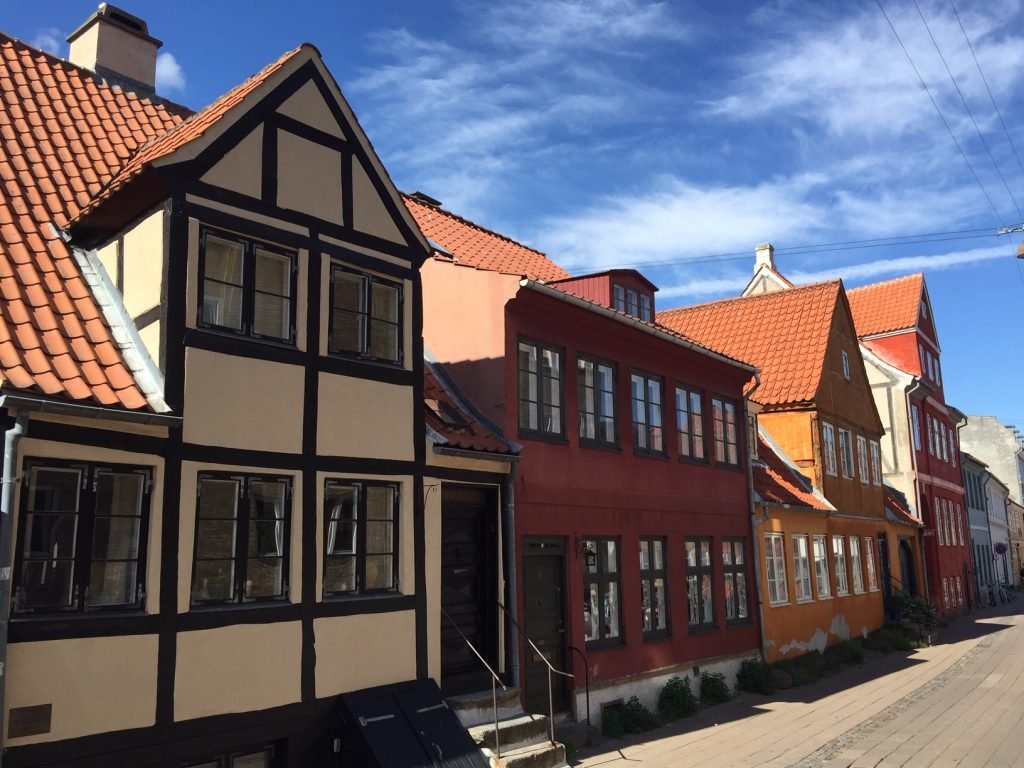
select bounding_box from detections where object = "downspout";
[503,463,520,688]
[742,375,768,659]
[0,409,28,765]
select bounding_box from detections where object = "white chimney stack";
[754,242,775,272]
[67,4,162,91]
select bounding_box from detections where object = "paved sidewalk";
[573,602,1024,767]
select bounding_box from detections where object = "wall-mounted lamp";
[575,536,597,568]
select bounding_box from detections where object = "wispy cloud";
[156,52,186,94]
[30,27,63,57]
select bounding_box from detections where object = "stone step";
[448,687,522,728]
[484,741,567,768]
[470,713,550,752]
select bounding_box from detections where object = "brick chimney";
[67,4,161,91]
[754,242,775,272]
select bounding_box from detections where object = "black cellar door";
[521,537,568,714]
[441,485,499,695]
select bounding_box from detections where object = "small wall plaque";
[9,704,52,738]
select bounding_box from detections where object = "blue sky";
[6,1,1024,426]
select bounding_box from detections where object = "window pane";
[687,575,699,624]
[248,521,284,557]
[199,479,239,519]
[333,271,366,312]
[653,577,667,630]
[253,293,289,339]
[585,583,599,642]
[245,557,283,598]
[89,560,137,606]
[736,573,747,618]
[604,540,618,573]
[603,581,620,638]
[92,516,141,560]
[325,555,356,593]
[641,579,653,632]
[639,540,650,571]
[367,486,395,520]
[193,560,234,602]
[202,281,243,330]
[21,512,78,558]
[365,554,395,590]
[371,282,399,322]
[251,481,287,521]
[196,520,237,558]
[204,236,244,283]
[29,467,81,513]
[369,319,399,361]
[18,560,75,609]
[653,540,664,570]
[365,521,393,554]
[94,472,143,517]
[254,249,291,294]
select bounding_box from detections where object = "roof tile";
[847,274,923,338]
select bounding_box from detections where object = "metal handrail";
[441,608,506,760]
[497,601,572,745]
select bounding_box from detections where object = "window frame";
[685,537,715,630]
[812,534,831,599]
[764,533,788,605]
[838,429,854,478]
[841,350,851,380]
[184,744,276,768]
[197,227,298,345]
[911,405,922,451]
[832,535,849,596]
[577,355,618,449]
[822,422,838,476]
[711,395,740,467]
[870,440,882,485]
[791,534,813,603]
[583,537,623,649]
[675,384,706,463]
[630,370,665,456]
[639,537,669,641]
[323,480,401,598]
[856,435,869,484]
[12,459,153,616]
[190,472,292,608]
[849,536,865,594]
[864,537,879,591]
[328,262,404,366]
[722,538,750,626]
[517,338,566,440]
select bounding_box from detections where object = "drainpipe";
[0,409,28,764]
[742,376,767,659]
[503,463,520,689]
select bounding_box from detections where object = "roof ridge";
[402,193,551,263]
[0,31,191,116]
[657,277,841,318]
[846,272,923,293]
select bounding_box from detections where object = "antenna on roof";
[409,191,442,208]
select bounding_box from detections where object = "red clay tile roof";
[0,33,190,408]
[884,485,922,527]
[425,359,515,456]
[754,433,831,510]
[657,281,842,406]
[403,194,569,282]
[78,45,304,220]
[846,273,923,338]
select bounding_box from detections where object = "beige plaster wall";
[200,125,263,199]
[182,348,304,453]
[313,612,416,697]
[277,80,345,139]
[14,436,165,614]
[314,472,413,600]
[178,461,302,613]
[277,129,343,225]
[6,635,158,746]
[174,622,302,721]
[317,373,414,460]
[121,207,165,319]
[352,157,403,244]
[318,235,411,270]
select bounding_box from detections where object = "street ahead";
[575,603,1024,767]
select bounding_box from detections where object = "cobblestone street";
[575,603,1024,767]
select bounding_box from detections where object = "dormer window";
[613,283,652,321]
[841,351,850,381]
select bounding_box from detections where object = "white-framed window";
[813,535,831,599]
[864,537,879,591]
[849,536,864,593]
[935,359,942,387]
[870,440,882,485]
[927,417,935,457]
[857,436,869,484]
[942,577,950,610]
[792,535,813,602]
[940,423,948,462]
[919,343,926,371]
[839,429,854,478]
[841,350,851,380]
[832,535,849,595]
[764,533,788,605]
[822,422,838,476]
[936,499,945,546]
[949,430,957,467]
[955,576,963,606]
[957,503,965,546]
[911,405,922,451]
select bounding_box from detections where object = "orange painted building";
[659,253,893,660]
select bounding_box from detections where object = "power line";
[874,0,1007,224]
[910,0,1023,220]
[949,0,1024,181]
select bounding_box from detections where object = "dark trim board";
[426,467,511,485]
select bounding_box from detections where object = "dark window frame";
[722,538,750,626]
[328,262,405,366]
[12,459,152,616]
[577,354,618,449]
[583,537,624,650]
[711,395,740,467]
[197,227,298,345]
[323,479,401,598]
[517,337,566,440]
[685,537,715,631]
[183,743,277,768]
[639,536,670,641]
[630,370,666,456]
[191,472,292,608]
[675,384,707,463]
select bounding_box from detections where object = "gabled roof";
[425,358,517,456]
[0,32,188,409]
[754,430,833,511]
[658,280,842,406]
[884,484,922,527]
[403,194,569,282]
[846,273,924,338]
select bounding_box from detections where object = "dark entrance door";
[899,539,917,595]
[521,537,568,713]
[441,485,499,695]
[877,532,893,616]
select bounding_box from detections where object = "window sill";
[196,323,297,350]
[189,597,292,612]
[726,618,752,629]
[768,601,790,607]
[326,349,404,369]
[795,597,815,604]
[518,431,570,446]
[677,455,709,467]
[585,638,625,652]
[323,590,405,602]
